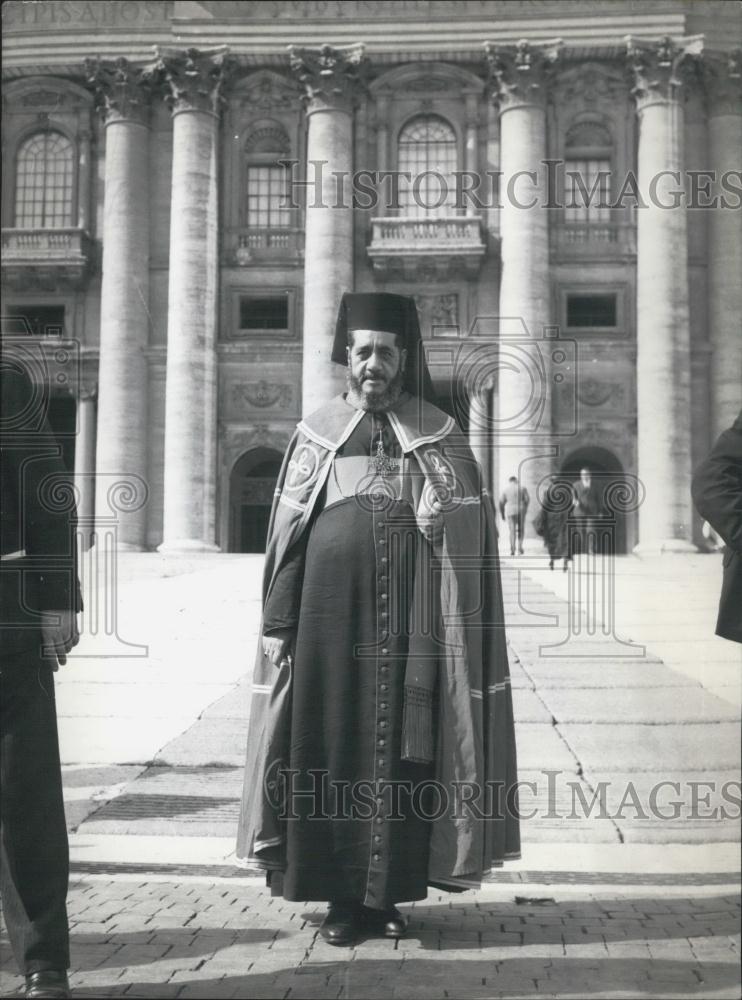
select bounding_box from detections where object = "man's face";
[580,470,591,487]
[346,329,407,411]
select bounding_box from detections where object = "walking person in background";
[1,359,81,999]
[499,475,530,556]
[572,467,602,556]
[533,480,573,572]
[691,410,742,644]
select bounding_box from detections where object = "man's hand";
[418,497,445,548]
[40,609,80,668]
[262,630,295,667]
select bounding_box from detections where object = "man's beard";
[346,366,405,412]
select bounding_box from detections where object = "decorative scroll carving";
[289,43,368,114]
[484,38,562,111]
[625,35,704,111]
[86,57,152,125]
[154,46,233,116]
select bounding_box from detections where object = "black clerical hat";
[331,292,437,403]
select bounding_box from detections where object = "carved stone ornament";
[576,377,619,408]
[86,56,152,125]
[154,46,233,117]
[414,293,459,335]
[700,49,742,117]
[231,381,293,410]
[236,73,301,112]
[289,43,368,114]
[484,38,562,112]
[555,62,627,109]
[625,35,705,111]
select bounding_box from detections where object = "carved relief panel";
[220,365,300,421]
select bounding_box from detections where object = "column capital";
[699,49,742,117]
[625,35,705,112]
[484,38,562,113]
[86,57,153,126]
[79,383,98,402]
[288,43,368,115]
[154,46,233,117]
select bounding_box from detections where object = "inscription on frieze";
[3,0,170,29]
[22,90,67,107]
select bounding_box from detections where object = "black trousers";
[0,642,70,975]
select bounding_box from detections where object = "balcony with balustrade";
[224,228,304,266]
[550,221,637,260]
[1,228,94,288]
[367,216,487,280]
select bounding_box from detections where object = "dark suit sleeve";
[1,367,81,614]
[691,413,742,554]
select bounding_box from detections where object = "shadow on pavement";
[68,957,741,999]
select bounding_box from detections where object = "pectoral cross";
[369,419,399,478]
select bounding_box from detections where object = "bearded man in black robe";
[237,293,520,946]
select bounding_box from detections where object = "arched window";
[245,124,291,228]
[15,131,75,229]
[398,115,458,218]
[564,121,612,223]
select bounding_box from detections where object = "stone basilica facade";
[2,0,740,554]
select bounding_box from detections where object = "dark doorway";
[433,378,469,434]
[47,393,76,473]
[559,446,632,554]
[229,447,282,553]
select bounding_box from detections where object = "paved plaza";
[1,549,740,998]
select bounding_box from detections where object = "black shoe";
[25,972,70,999]
[362,904,408,939]
[319,902,361,946]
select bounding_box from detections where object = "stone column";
[77,128,91,231]
[156,47,230,552]
[290,44,366,415]
[464,93,479,217]
[74,387,97,551]
[626,36,703,552]
[373,92,390,217]
[87,58,152,551]
[469,385,493,493]
[485,40,560,535]
[703,51,742,439]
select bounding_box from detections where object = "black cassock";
[261,405,436,907]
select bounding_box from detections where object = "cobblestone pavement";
[3,555,739,998]
[2,875,740,998]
